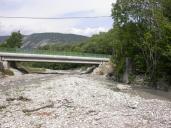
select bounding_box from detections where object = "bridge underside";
[2,58,103,64]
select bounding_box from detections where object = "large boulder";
[157,79,170,92]
[81,66,96,74]
[92,62,115,76]
[116,83,132,91]
[9,68,23,76]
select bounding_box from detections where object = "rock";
[6,96,31,102]
[9,68,23,76]
[0,105,7,110]
[157,80,170,92]
[92,62,115,76]
[0,74,171,128]
[81,66,96,74]
[127,101,139,109]
[116,84,131,90]
[133,75,145,85]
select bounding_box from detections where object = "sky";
[0,0,115,36]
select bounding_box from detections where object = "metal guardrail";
[0,48,111,58]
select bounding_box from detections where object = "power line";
[0,16,112,20]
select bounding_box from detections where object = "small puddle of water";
[128,87,171,101]
[106,82,171,101]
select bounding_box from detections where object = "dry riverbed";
[0,73,171,128]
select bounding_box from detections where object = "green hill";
[21,33,89,48]
[0,33,89,48]
[0,36,9,44]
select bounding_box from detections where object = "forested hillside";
[0,33,88,48]
[0,36,9,44]
[40,32,114,55]
[21,33,88,48]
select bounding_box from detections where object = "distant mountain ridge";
[0,33,89,48]
[0,36,9,44]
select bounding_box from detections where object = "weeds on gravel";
[0,105,6,110]
[6,96,31,102]
[25,112,31,116]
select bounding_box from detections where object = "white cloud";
[0,19,77,35]
[0,0,116,36]
[70,27,109,36]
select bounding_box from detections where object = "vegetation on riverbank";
[0,69,14,76]
[111,0,171,87]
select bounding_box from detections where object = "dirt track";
[0,74,171,128]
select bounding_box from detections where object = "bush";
[2,69,14,76]
[128,74,136,84]
[19,62,88,70]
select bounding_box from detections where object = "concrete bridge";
[0,50,110,69]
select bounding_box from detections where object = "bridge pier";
[0,61,9,70]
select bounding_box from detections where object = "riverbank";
[0,73,171,128]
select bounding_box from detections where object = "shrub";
[2,69,14,76]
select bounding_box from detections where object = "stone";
[157,80,170,92]
[92,61,115,76]
[81,66,96,74]
[116,84,131,90]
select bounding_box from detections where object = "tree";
[79,32,115,54]
[5,31,23,48]
[111,0,171,86]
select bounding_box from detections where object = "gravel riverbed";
[0,74,171,128]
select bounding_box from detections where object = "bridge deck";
[0,48,110,58]
[0,50,110,64]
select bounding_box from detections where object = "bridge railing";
[0,48,111,58]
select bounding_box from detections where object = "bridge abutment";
[0,61,9,70]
